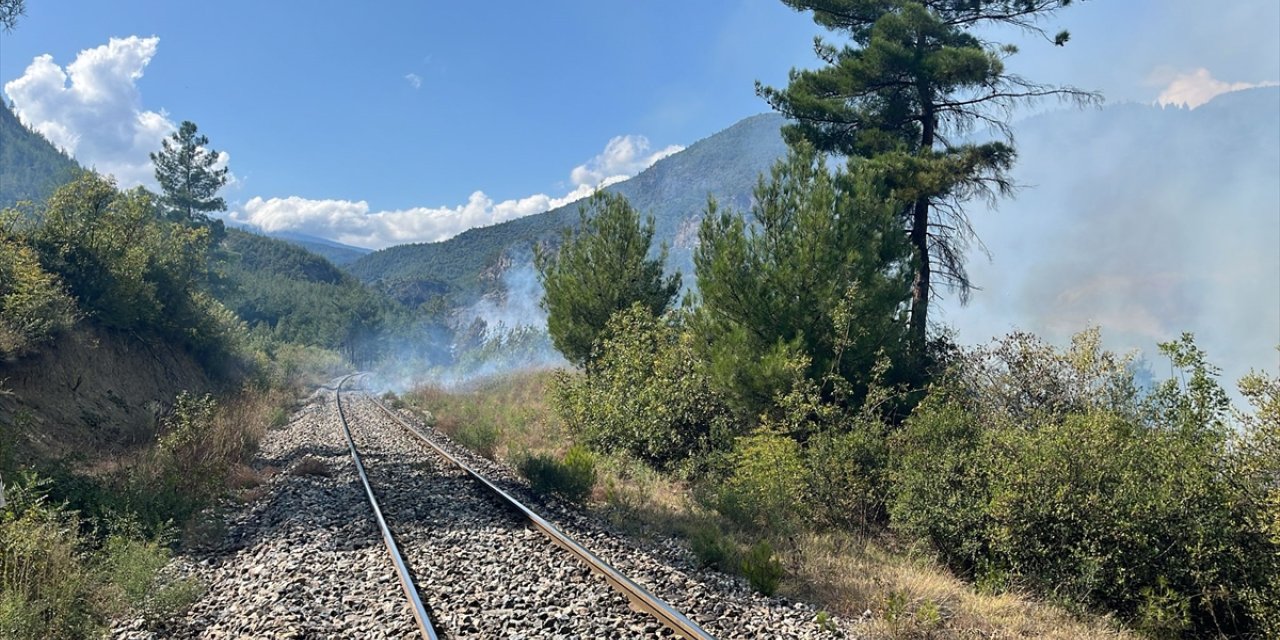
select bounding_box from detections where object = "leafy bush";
[553,304,734,469]
[689,522,736,570]
[0,474,95,639]
[518,445,596,503]
[804,426,888,531]
[763,370,893,531]
[1233,368,1280,636]
[889,331,1279,636]
[0,474,199,639]
[0,232,78,359]
[715,431,808,532]
[741,540,784,596]
[452,420,499,460]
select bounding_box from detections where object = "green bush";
[0,474,96,639]
[889,332,1279,636]
[689,522,736,570]
[1234,369,1280,636]
[553,304,734,469]
[715,431,808,532]
[804,425,888,531]
[0,233,78,359]
[741,540,784,596]
[454,421,499,460]
[518,445,596,504]
[0,473,200,639]
[763,371,893,531]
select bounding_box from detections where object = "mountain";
[346,113,788,307]
[0,101,82,209]
[267,230,371,266]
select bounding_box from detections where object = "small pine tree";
[535,191,680,370]
[693,145,911,415]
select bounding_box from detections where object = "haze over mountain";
[953,86,1280,386]
[258,230,371,266]
[349,88,1280,384]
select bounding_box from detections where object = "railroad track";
[334,373,716,639]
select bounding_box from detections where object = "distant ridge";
[346,112,789,307]
[266,230,372,266]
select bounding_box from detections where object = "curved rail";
[334,375,440,640]
[359,379,717,640]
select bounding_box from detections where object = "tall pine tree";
[759,0,1098,358]
[151,120,229,229]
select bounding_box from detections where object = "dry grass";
[408,369,1138,639]
[783,532,1133,639]
[407,370,567,461]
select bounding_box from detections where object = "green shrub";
[741,540,784,596]
[689,522,736,570]
[889,331,1279,636]
[98,533,171,609]
[0,233,78,359]
[716,431,807,532]
[0,474,202,638]
[553,304,734,469]
[0,474,96,639]
[518,445,596,503]
[266,405,290,429]
[804,426,888,531]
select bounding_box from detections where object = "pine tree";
[151,121,228,229]
[536,191,681,369]
[694,145,911,415]
[759,0,1098,358]
[0,0,24,32]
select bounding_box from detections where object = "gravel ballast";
[112,381,855,639]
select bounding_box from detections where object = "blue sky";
[2,0,1278,249]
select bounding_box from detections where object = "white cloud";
[229,133,683,249]
[3,36,181,188]
[569,134,683,188]
[404,73,422,90]
[230,185,600,250]
[1155,67,1280,108]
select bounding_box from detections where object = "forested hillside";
[213,228,403,364]
[346,113,787,308]
[0,101,81,209]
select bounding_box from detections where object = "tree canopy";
[536,191,680,369]
[759,0,1097,357]
[151,121,229,230]
[694,145,911,415]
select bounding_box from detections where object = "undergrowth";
[409,368,1143,640]
[2,366,307,637]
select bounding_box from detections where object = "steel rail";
[334,374,440,640]
[359,380,717,640]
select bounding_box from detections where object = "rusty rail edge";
[357,377,717,640]
[335,375,440,640]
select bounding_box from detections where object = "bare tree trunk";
[909,94,936,360]
[908,197,930,358]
